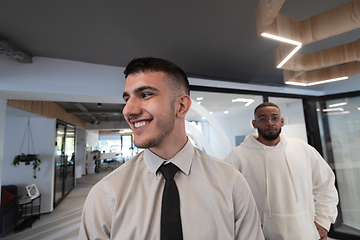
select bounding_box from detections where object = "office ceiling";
[0,0,357,123]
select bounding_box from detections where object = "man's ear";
[252,120,257,129]
[176,95,192,118]
[281,117,285,127]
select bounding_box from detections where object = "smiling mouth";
[134,120,150,129]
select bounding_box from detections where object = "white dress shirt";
[79,140,264,240]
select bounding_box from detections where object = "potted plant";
[12,153,41,178]
[11,118,42,178]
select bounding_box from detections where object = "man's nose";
[122,97,141,119]
[266,118,275,124]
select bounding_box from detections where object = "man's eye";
[272,116,279,120]
[142,93,152,98]
[259,118,266,121]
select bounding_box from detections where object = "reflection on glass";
[187,91,263,159]
[268,97,307,142]
[317,96,360,237]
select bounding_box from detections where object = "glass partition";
[186,91,263,159]
[316,95,360,238]
[54,121,76,208]
[269,97,307,142]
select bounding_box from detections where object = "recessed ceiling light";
[197,97,203,101]
[224,111,229,114]
[209,111,213,114]
[202,117,206,120]
[197,102,201,104]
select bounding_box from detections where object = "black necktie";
[158,163,183,240]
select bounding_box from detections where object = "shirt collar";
[144,139,194,176]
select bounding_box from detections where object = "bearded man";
[224,102,338,240]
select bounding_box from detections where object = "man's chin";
[263,134,280,141]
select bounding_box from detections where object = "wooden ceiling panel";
[301,1,360,44]
[257,0,360,85]
[255,0,286,35]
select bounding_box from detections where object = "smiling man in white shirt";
[79,57,264,240]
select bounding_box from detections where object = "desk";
[15,194,41,231]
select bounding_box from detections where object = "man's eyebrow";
[257,113,279,117]
[122,86,159,99]
[136,86,160,93]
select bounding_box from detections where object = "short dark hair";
[254,102,280,117]
[123,57,190,96]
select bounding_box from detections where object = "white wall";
[0,99,7,201]
[0,56,126,104]
[76,128,86,177]
[86,131,99,151]
[2,110,56,213]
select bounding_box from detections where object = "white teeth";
[134,121,149,128]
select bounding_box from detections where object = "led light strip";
[307,76,348,86]
[277,45,302,68]
[329,102,347,107]
[285,76,348,87]
[323,108,344,112]
[261,33,302,46]
[261,33,303,69]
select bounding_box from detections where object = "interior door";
[54,121,76,208]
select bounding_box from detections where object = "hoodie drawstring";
[264,148,272,219]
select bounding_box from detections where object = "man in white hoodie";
[224,102,338,240]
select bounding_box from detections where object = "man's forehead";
[255,106,280,115]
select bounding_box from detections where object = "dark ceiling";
[0,0,355,123]
[55,102,125,123]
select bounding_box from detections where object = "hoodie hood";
[241,133,288,149]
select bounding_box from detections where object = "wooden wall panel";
[7,100,86,130]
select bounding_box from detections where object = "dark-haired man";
[224,102,338,240]
[79,57,264,240]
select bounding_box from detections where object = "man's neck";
[149,135,188,160]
